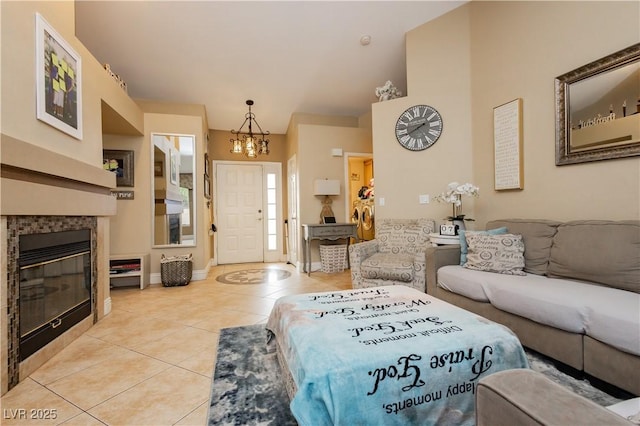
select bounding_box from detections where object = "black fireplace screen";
[18,229,92,360]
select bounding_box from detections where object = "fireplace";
[169,214,180,244]
[1,137,114,395]
[4,216,98,391]
[18,229,92,360]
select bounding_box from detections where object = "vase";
[452,195,462,218]
[452,217,466,233]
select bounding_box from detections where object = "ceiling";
[75,1,465,134]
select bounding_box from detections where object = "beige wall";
[1,1,142,166]
[298,124,372,224]
[373,5,474,222]
[103,133,148,252]
[468,1,640,225]
[372,1,640,229]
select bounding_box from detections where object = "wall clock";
[395,105,443,151]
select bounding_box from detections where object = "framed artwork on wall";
[170,149,179,185]
[493,98,524,190]
[204,175,211,200]
[154,161,163,177]
[35,13,83,140]
[103,150,134,187]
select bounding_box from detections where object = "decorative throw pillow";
[459,227,508,265]
[464,233,526,275]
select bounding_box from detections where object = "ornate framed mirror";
[555,43,640,165]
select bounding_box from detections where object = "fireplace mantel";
[0,135,116,217]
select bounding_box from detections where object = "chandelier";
[230,99,270,158]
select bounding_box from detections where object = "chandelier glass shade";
[230,100,270,158]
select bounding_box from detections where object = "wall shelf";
[109,253,150,289]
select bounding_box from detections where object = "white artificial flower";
[435,182,479,203]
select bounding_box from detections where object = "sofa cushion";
[486,219,561,275]
[439,265,589,333]
[438,264,640,355]
[464,233,526,276]
[376,218,434,255]
[437,265,493,302]
[586,294,640,357]
[361,252,415,282]
[547,220,640,294]
[458,227,508,265]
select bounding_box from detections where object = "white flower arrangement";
[435,182,479,220]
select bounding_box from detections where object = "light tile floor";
[1,263,352,425]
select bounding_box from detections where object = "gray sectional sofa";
[425,219,640,396]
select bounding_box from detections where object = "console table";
[302,223,358,275]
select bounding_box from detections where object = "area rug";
[215,268,291,285]
[207,324,623,425]
[208,324,297,426]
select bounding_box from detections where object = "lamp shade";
[313,179,340,196]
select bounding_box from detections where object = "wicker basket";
[319,244,347,273]
[160,254,193,287]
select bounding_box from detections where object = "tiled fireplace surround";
[3,216,99,391]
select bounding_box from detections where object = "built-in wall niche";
[151,133,196,247]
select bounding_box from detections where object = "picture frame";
[204,175,211,200]
[493,98,524,190]
[555,43,640,165]
[154,161,164,177]
[35,13,83,140]
[170,149,179,185]
[103,150,134,187]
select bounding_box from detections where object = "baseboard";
[104,297,112,315]
[150,262,210,285]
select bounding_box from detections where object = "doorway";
[214,161,283,264]
[344,153,374,240]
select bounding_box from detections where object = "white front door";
[216,163,264,264]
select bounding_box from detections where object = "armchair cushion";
[377,218,433,255]
[361,252,415,282]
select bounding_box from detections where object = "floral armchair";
[349,218,435,292]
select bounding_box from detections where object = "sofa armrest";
[425,245,461,295]
[476,369,633,426]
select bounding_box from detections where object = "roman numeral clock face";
[395,105,443,151]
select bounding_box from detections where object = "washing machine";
[351,200,361,227]
[352,199,375,241]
